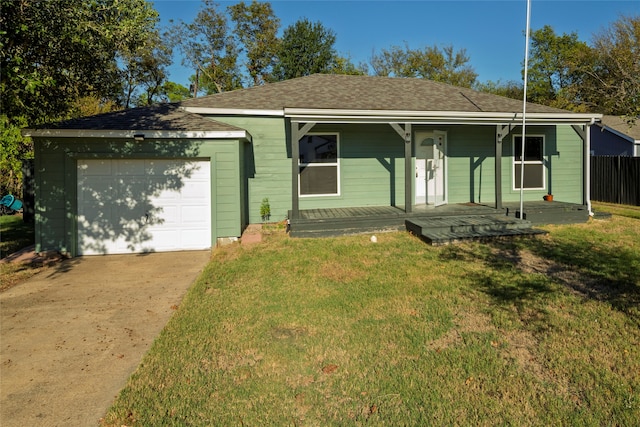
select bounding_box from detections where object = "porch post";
[572,124,591,210]
[403,124,413,213]
[495,126,504,210]
[291,120,300,219]
[290,121,316,219]
[496,124,516,210]
[390,122,413,213]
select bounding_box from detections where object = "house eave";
[21,129,253,142]
[181,106,285,117]
[598,124,638,144]
[284,108,602,126]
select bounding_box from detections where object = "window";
[513,135,545,190]
[298,134,339,196]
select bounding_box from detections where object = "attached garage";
[77,159,212,255]
[24,104,252,257]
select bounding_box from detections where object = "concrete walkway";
[0,251,211,427]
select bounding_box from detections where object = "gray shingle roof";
[599,115,640,140]
[44,103,243,132]
[180,74,570,114]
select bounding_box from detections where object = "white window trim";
[298,132,341,197]
[512,134,546,191]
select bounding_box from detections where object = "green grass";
[0,214,34,259]
[102,213,640,426]
[0,214,42,291]
[592,201,640,220]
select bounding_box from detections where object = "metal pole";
[519,0,532,219]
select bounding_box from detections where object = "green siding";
[210,119,409,222]
[208,117,586,223]
[444,125,497,204]
[35,117,586,254]
[500,125,583,203]
[34,137,245,255]
[210,116,292,223]
[548,125,583,204]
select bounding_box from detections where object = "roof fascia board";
[599,124,637,144]
[181,106,284,117]
[285,108,602,125]
[289,117,598,126]
[22,129,252,141]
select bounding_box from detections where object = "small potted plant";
[260,197,271,222]
[543,193,553,202]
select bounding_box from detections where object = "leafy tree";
[0,0,163,199]
[526,25,590,110]
[272,19,338,80]
[159,82,192,103]
[122,32,173,107]
[370,44,477,88]
[168,0,242,95]
[0,0,161,123]
[228,0,280,86]
[475,80,524,100]
[70,97,120,118]
[0,116,32,197]
[329,55,368,76]
[579,15,640,119]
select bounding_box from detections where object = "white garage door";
[77,159,211,255]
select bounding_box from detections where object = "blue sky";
[152,0,640,88]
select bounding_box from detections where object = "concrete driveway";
[0,251,211,427]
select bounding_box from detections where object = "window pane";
[515,136,543,161]
[299,165,338,195]
[299,135,337,163]
[514,164,544,189]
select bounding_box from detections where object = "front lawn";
[0,214,34,259]
[592,201,640,220]
[103,216,640,426]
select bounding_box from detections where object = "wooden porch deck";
[288,201,589,243]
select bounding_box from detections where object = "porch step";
[504,203,589,225]
[289,215,406,238]
[405,215,547,245]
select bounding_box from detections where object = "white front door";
[77,159,211,255]
[415,131,447,206]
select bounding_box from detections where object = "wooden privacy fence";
[591,156,640,206]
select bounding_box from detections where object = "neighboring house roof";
[23,103,251,140]
[597,115,640,142]
[181,74,600,125]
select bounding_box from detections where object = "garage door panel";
[147,229,181,250]
[78,159,211,255]
[180,180,210,199]
[154,206,179,225]
[181,229,210,247]
[180,205,209,225]
[78,159,112,176]
[115,159,145,176]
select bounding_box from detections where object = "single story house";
[590,115,640,157]
[24,74,602,256]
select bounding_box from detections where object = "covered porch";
[287,110,596,218]
[288,201,589,244]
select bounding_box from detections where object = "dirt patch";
[426,300,550,385]
[508,248,605,300]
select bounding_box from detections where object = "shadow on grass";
[524,234,640,318]
[440,234,640,323]
[0,214,34,259]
